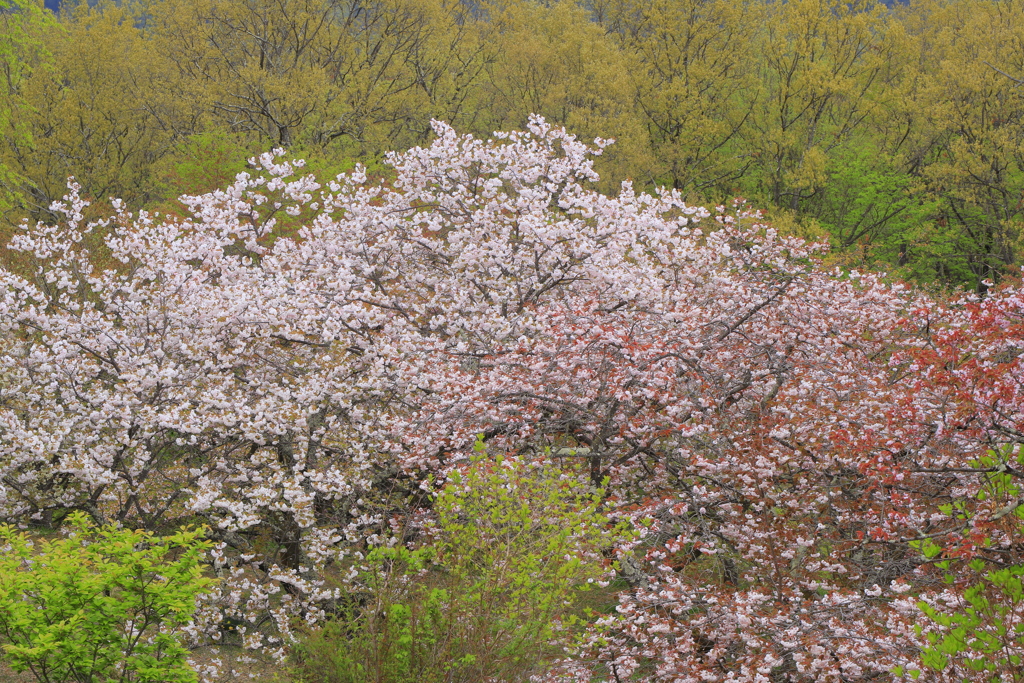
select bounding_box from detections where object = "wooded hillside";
[4,0,1024,290]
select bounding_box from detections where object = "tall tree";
[743,0,897,209]
[591,0,758,199]
[0,0,57,220]
[149,0,481,158]
[468,0,646,191]
[4,0,186,222]
[897,0,1024,289]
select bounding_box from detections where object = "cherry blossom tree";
[0,117,1022,680]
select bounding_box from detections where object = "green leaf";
[0,513,215,683]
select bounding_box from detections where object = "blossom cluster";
[0,117,1021,680]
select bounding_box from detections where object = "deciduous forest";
[2,1,1024,682]
[5,0,1024,290]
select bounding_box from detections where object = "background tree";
[592,0,758,200]
[149,0,481,159]
[0,0,57,221]
[470,0,646,192]
[897,0,1024,290]
[3,0,188,226]
[742,0,895,207]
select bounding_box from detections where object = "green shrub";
[0,512,216,683]
[290,444,629,683]
[910,560,1024,682]
[905,446,1024,682]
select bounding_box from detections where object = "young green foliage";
[0,0,56,218]
[916,562,1024,682]
[291,442,630,682]
[911,446,1024,681]
[0,513,216,683]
